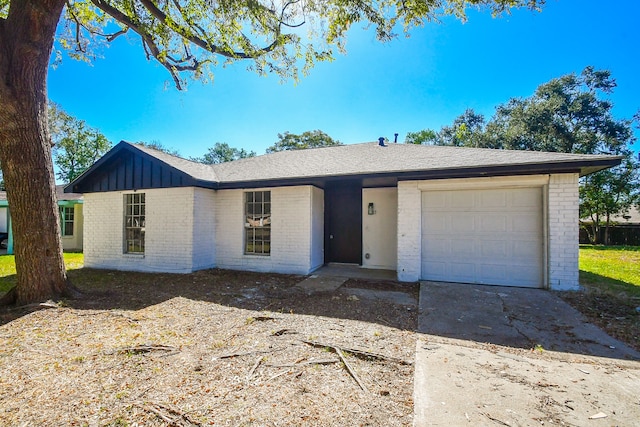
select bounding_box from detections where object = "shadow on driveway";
[418,281,640,360]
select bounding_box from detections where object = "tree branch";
[138,0,248,58]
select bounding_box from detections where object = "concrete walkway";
[295,264,397,294]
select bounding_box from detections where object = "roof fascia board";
[215,159,618,190]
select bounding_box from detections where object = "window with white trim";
[124,193,145,254]
[59,206,74,237]
[245,191,271,255]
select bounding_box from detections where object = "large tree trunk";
[0,0,70,305]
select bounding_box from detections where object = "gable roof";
[66,140,622,193]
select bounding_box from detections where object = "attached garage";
[421,186,544,288]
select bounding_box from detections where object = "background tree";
[437,109,488,147]
[136,141,182,157]
[49,103,112,183]
[405,129,438,145]
[580,155,640,244]
[0,0,543,305]
[266,130,342,153]
[407,67,638,244]
[193,142,256,164]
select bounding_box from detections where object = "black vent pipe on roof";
[378,137,386,147]
[394,133,398,143]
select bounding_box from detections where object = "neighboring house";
[579,209,640,246]
[66,141,620,291]
[0,185,84,253]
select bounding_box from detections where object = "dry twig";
[334,346,369,393]
[302,340,412,365]
[114,344,179,357]
[247,356,263,380]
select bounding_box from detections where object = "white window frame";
[245,191,271,255]
[124,193,145,254]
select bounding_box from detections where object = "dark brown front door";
[324,181,362,264]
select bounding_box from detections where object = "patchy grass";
[579,245,640,295]
[0,253,84,293]
[559,245,640,352]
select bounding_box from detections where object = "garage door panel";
[479,264,508,282]
[480,240,507,257]
[451,214,476,232]
[421,187,543,288]
[480,215,507,232]
[423,215,448,232]
[512,189,542,207]
[422,261,447,279]
[422,192,447,208]
[450,238,476,257]
[449,262,477,281]
[512,239,541,258]
[450,192,474,209]
[480,191,507,208]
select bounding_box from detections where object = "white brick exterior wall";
[84,187,206,273]
[397,181,422,282]
[547,173,580,290]
[215,185,322,275]
[82,174,580,289]
[192,188,216,270]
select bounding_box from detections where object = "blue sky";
[48,0,640,159]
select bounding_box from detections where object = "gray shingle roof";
[67,141,621,193]
[134,143,219,182]
[209,142,619,183]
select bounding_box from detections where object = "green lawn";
[0,253,84,293]
[579,245,640,297]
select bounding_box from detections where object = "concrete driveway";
[414,281,640,426]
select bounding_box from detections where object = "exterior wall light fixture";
[368,202,375,215]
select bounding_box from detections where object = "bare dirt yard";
[0,269,419,426]
[2,268,639,427]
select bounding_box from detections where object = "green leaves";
[49,103,112,183]
[193,142,256,164]
[266,130,342,153]
[46,0,545,88]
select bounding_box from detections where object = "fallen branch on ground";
[113,344,179,357]
[302,340,412,365]
[335,345,369,393]
[265,358,339,368]
[301,340,370,392]
[134,401,202,426]
[247,356,263,380]
[215,346,285,360]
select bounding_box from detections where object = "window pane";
[124,193,145,253]
[244,191,271,255]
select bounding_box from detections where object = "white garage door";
[421,187,544,288]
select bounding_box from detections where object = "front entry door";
[324,182,362,264]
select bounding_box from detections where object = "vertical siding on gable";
[215,186,316,275]
[547,173,580,290]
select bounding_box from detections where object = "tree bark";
[0,0,69,305]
